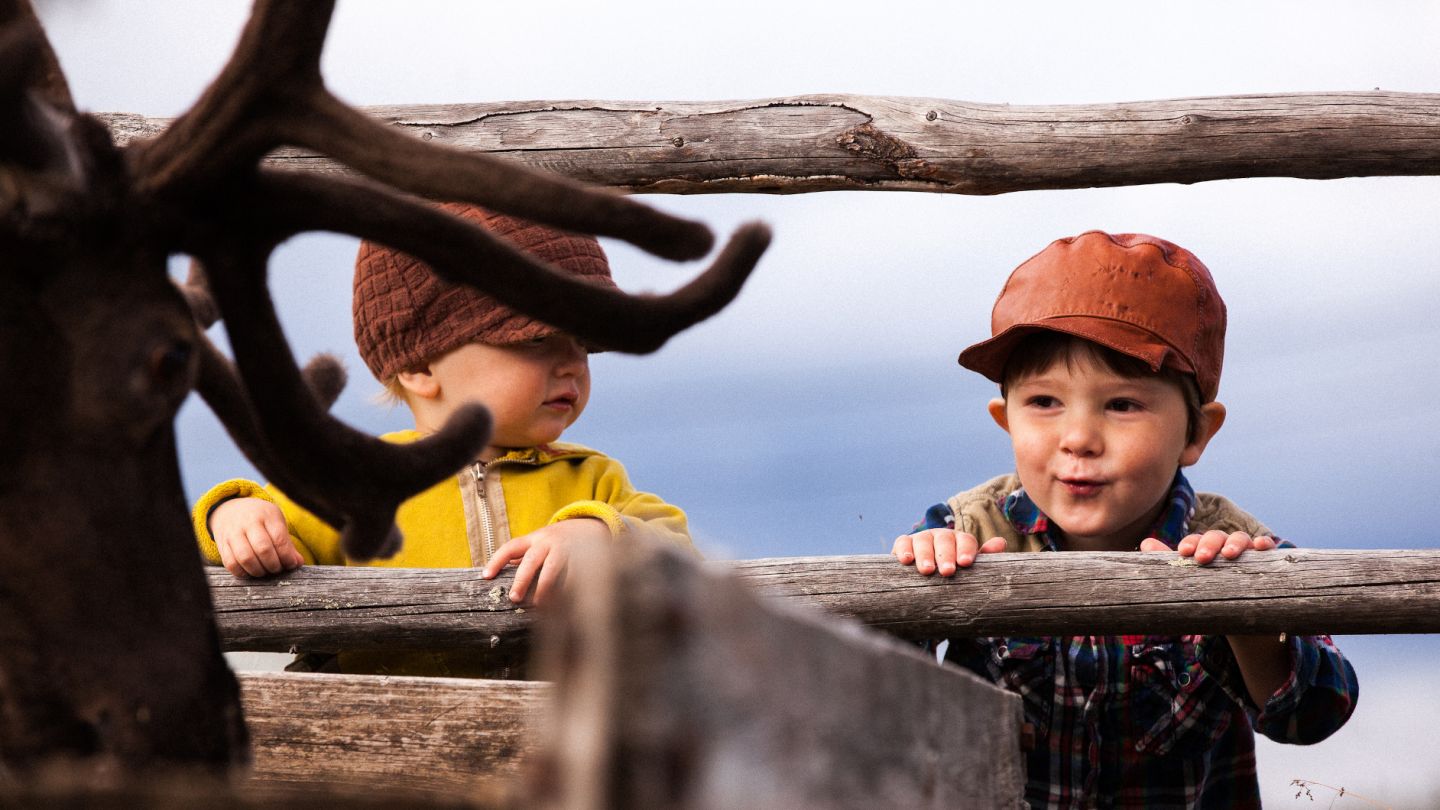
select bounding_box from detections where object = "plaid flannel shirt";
[914,472,1358,809]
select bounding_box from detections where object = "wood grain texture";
[530,540,1025,809]
[102,91,1440,194]
[237,671,546,797]
[208,549,1440,651]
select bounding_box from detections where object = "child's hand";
[1139,530,1277,565]
[209,497,303,578]
[481,518,610,605]
[892,529,1007,577]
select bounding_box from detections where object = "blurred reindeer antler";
[133,0,768,559]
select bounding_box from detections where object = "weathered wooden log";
[102,92,1440,195]
[237,672,546,798]
[529,539,1025,809]
[208,549,1440,651]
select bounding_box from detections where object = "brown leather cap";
[353,203,614,381]
[959,231,1226,402]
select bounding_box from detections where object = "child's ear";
[987,398,1011,434]
[1179,401,1227,467]
[396,365,442,401]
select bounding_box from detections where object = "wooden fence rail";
[208,548,1440,652]
[101,91,1440,196]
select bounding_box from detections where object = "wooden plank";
[237,671,546,797]
[101,91,1440,195]
[208,549,1440,651]
[529,539,1025,809]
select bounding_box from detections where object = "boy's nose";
[1058,417,1102,457]
[552,336,588,374]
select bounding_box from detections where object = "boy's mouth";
[1058,477,1106,496]
[543,391,578,410]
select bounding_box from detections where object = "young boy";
[893,232,1357,808]
[192,203,691,675]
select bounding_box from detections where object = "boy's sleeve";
[191,478,344,566]
[547,456,693,552]
[1199,631,1358,745]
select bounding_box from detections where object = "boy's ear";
[396,365,442,401]
[1179,401,1227,467]
[987,398,1011,434]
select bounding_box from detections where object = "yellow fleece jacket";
[192,430,691,675]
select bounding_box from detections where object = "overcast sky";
[34,2,1440,804]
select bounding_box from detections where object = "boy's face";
[427,334,590,451]
[990,355,1216,551]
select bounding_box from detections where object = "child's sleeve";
[1200,631,1358,745]
[191,479,345,566]
[546,456,693,552]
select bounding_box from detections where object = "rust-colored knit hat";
[959,231,1227,402]
[353,203,615,381]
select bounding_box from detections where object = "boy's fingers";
[1138,538,1169,552]
[1254,536,1277,550]
[509,545,551,603]
[979,536,1008,554]
[911,533,937,575]
[243,528,285,575]
[933,533,958,576]
[482,539,528,578]
[954,532,980,568]
[532,551,568,605]
[217,537,248,579]
[1194,530,1229,564]
[229,534,266,577]
[892,535,916,565]
[1220,531,1252,559]
[1177,533,1201,556]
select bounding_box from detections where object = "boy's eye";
[1107,398,1142,413]
[1025,395,1058,409]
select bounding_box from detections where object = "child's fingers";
[243,527,287,575]
[978,536,1008,555]
[953,532,981,568]
[891,534,916,565]
[1253,535,1277,550]
[1177,533,1201,557]
[532,549,569,606]
[910,532,937,575]
[217,536,249,579]
[508,544,552,603]
[482,538,529,579]
[1219,531,1254,560]
[225,531,266,577]
[261,515,302,570]
[1138,538,1169,552]
[934,532,958,576]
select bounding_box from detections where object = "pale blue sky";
[36,2,1440,804]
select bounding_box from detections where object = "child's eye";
[1107,398,1142,413]
[1025,395,1058,409]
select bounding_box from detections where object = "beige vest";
[945,473,1272,551]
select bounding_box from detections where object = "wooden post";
[103,92,1440,194]
[529,540,1025,809]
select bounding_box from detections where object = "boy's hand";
[481,518,610,605]
[892,529,1008,577]
[209,497,303,578]
[1139,530,1277,564]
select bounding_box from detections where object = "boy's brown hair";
[999,331,1206,443]
[960,231,1227,403]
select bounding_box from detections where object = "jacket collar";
[381,430,599,464]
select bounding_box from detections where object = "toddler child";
[193,203,691,675]
[893,232,1357,808]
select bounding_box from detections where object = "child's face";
[427,334,590,451]
[990,355,1213,551]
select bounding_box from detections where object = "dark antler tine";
[0,1,74,114]
[301,353,346,411]
[130,1,336,194]
[178,258,220,328]
[249,171,770,354]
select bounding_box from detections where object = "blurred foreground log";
[104,92,1440,195]
[209,549,1440,653]
[238,672,546,796]
[528,540,1024,809]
